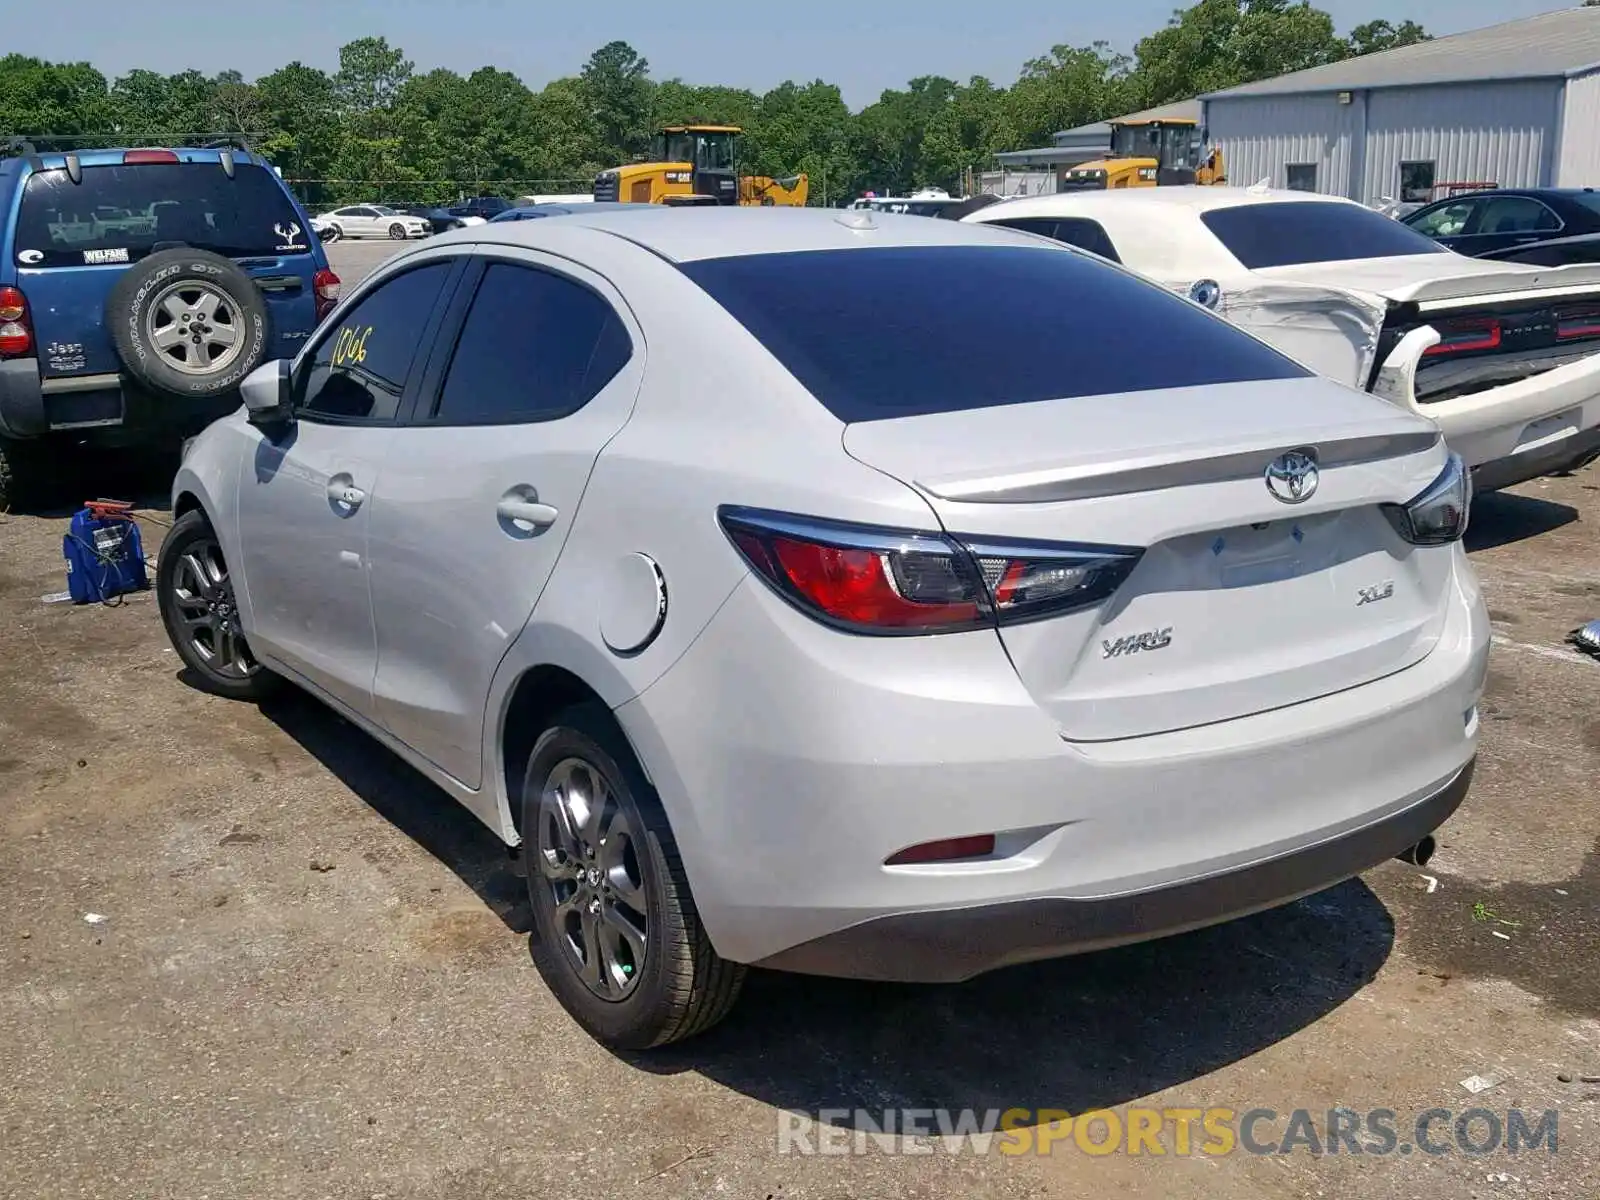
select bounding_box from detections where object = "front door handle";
[496,495,559,530]
[328,480,366,508]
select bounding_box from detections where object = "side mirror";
[241,359,294,430]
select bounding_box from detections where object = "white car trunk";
[843,377,1457,741]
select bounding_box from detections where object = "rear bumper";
[0,357,236,443]
[0,357,45,438]
[758,758,1473,983]
[1472,421,1600,492]
[1373,328,1600,481]
[616,552,1490,976]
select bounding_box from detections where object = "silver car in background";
[157,207,1488,1049]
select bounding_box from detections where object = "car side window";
[428,262,633,425]
[985,216,1121,263]
[297,262,454,424]
[1408,201,1477,238]
[1477,197,1561,235]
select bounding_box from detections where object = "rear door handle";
[328,481,366,508]
[496,496,559,529]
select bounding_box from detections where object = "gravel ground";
[1,236,1597,1197]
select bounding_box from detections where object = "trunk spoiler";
[1386,261,1600,306]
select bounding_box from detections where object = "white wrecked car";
[966,187,1600,491]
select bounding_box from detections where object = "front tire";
[522,703,745,1049]
[156,509,278,701]
[388,222,407,240]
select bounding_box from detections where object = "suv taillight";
[123,149,180,164]
[718,506,1142,635]
[0,286,31,357]
[313,269,341,320]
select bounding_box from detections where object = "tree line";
[0,0,1428,205]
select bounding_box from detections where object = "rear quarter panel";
[478,241,944,842]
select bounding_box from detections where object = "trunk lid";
[843,376,1455,741]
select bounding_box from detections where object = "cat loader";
[593,125,808,207]
[1058,118,1226,191]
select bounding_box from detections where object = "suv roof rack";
[1,132,265,156]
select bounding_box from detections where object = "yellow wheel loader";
[1058,118,1226,192]
[593,125,809,207]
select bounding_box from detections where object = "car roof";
[493,202,633,219]
[963,188,1265,280]
[972,185,1364,222]
[1411,187,1599,203]
[446,204,1053,263]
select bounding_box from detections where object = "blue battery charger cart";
[63,501,148,604]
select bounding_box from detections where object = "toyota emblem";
[1264,449,1319,504]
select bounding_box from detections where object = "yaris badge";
[1264,449,1319,505]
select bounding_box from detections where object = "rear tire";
[156,509,279,701]
[0,436,63,513]
[521,703,745,1049]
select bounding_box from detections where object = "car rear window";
[678,245,1309,422]
[1200,201,1450,269]
[1563,191,1600,221]
[14,161,307,268]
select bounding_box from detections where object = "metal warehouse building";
[1200,7,1600,206]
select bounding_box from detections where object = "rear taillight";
[1382,453,1470,546]
[1556,305,1600,341]
[0,286,31,357]
[718,506,1142,635]
[1422,316,1501,357]
[313,269,341,320]
[123,148,180,164]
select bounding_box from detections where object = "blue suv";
[0,141,340,507]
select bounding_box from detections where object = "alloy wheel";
[145,280,246,376]
[167,538,258,679]
[534,756,650,1000]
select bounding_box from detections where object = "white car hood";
[1252,254,1600,306]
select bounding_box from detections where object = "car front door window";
[234,260,457,717]
[298,262,455,423]
[1409,201,1477,239]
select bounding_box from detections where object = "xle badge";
[1357,581,1395,606]
[1102,627,1173,659]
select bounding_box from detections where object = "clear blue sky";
[7,0,1584,109]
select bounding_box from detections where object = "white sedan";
[966,187,1600,491]
[314,205,429,242]
[157,207,1485,1048]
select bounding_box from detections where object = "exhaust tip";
[1396,834,1436,867]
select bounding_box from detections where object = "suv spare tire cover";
[106,248,270,400]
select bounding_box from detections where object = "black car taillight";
[1422,315,1501,357]
[1381,453,1471,546]
[1556,304,1600,341]
[718,506,1142,635]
